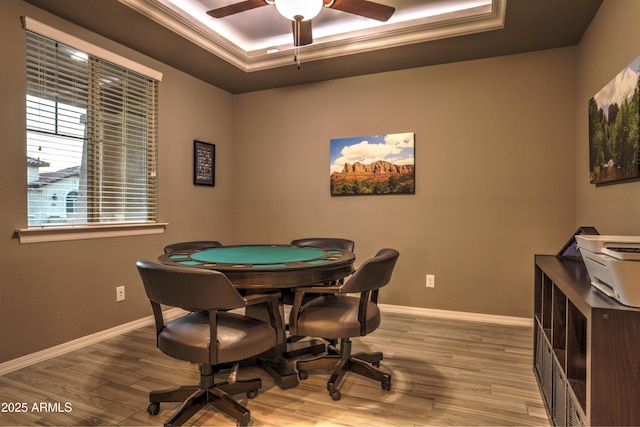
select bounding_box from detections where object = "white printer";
[576,235,640,307]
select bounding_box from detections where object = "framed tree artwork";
[588,56,640,185]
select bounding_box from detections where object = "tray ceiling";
[24,0,603,94]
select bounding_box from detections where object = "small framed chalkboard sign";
[556,226,599,260]
[194,140,215,186]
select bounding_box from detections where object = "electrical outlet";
[116,285,125,302]
[426,274,435,288]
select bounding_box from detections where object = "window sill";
[15,222,168,244]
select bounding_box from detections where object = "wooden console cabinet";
[534,255,640,426]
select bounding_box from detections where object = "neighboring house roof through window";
[28,165,80,188]
[27,156,49,168]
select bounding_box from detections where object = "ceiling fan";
[207,0,396,47]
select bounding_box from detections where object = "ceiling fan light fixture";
[275,0,323,21]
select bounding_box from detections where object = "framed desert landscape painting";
[588,56,640,185]
[330,132,415,196]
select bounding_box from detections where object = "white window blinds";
[25,20,160,227]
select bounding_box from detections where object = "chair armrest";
[289,285,343,335]
[244,292,281,306]
[243,292,284,340]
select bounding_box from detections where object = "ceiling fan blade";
[327,0,395,22]
[292,19,313,46]
[207,0,268,18]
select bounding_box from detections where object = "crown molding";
[118,0,506,73]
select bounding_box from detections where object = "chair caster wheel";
[381,381,391,391]
[372,361,381,368]
[330,390,341,401]
[298,370,308,380]
[246,389,259,399]
[147,402,160,415]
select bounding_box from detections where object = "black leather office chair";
[284,238,355,358]
[163,240,223,254]
[136,261,282,426]
[289,248,399,401]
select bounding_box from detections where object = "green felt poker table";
[157,243,355,389]
[158,244,355,289]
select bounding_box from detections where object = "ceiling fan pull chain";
[294,47,301,69]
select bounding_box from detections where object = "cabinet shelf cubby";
[534,255,640,426]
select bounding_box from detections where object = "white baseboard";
[0,307,185,376]
[0,305,530,376]
[379,303,532,327]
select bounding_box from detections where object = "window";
[25,19,160,229]
[66,191,78,214]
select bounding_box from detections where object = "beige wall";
[0,0,234,363]
[232,48,577,318]
[2,0,629,364]
[576,0,640,233]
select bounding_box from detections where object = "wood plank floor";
[0,311,550,426]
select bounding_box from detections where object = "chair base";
[148,377,261,426]
[295,338,391,400]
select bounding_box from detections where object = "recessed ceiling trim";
[119,0,251,70]
[118,0,506,73]
[249,2,506,69]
